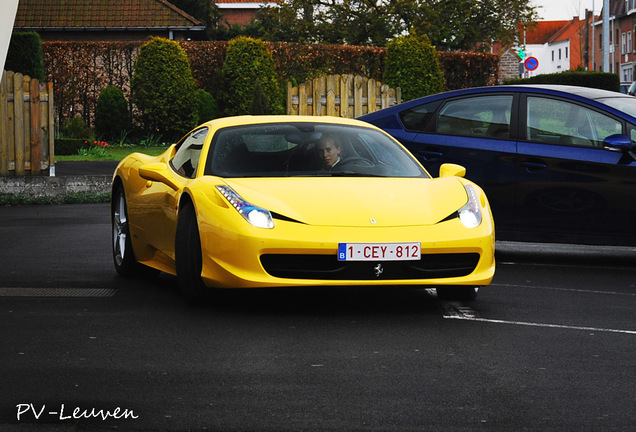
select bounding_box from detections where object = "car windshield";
[204,123,429,178]
[597,96,636,118]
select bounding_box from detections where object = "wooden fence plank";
[0,71,54,176]
[0,72,8,176]
[13,73,25,176]
[340,75,351,119]
[287,74,401,118]
[30,79,41,174]
[47,81,55,173]
[353,75,363,118]
[326,75,336,116]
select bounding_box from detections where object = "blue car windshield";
[205,123,429,178]
[597,97,636,118]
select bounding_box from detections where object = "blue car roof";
[358,84,636,122]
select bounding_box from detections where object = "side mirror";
[439,163,466,178]
[139,163,180,191]
[603,134,634,153]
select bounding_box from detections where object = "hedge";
[41,40,501,128]
[504,70,620,91]
[55,138,88,156]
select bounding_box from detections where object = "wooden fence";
[0,70,54,176]
[287,74,401,118]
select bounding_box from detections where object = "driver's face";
[317,138,341,168]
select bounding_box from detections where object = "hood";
[222,177,468,227]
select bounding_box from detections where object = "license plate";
[338,242,421,261]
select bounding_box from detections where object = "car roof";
[200,115,380,130]
[419,84,630,101]
[357,84,636,122]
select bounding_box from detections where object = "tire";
[436,286,479,302]
[175,203,207,303]
[112,185,139,276]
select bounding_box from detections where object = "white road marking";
[440,299,636,335]
[445,315,636,335]
[490,283,636,296]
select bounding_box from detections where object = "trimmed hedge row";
[41,40,500,128]
[55,138,88,156]
[504,70,620,91]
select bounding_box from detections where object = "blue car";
[359,85,636,245]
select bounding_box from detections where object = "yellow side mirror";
[139,163,180,191]
[439,163,466,178]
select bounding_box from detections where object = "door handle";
[521,160,547,171]
[417,150,443,161]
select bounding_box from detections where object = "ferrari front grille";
[260,253,480,280]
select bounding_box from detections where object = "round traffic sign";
[524,56,539,71]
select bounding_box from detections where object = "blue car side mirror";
[603,134,634,152]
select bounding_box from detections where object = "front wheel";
[112,185,139,276]
[175,203,207,303]
[436,286,479,302]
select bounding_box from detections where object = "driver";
[316,134,342,170]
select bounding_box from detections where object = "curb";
[0,175,112,197]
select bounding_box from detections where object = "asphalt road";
[0,204,635,431]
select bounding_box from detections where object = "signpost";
[524,56,539,72]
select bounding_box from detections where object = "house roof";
[214,0,278,9]
[523,21,571,44]
[14,0,203,29]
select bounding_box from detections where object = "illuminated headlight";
[216,186,274,229]
[458,185,482,228]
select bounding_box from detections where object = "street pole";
[603,0,610,72]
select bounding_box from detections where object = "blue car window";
[527,97,622,148]
[436,95,512,139]
[398,100,442,132]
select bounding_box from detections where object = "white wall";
[1,0,20,74]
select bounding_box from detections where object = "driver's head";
[316,135,341,169]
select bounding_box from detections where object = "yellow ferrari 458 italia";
[111,116,495,302]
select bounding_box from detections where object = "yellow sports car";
[111,116,495,302]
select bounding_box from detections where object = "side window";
[435,95,512,139]
[527,97,622,148]
[399,100,442,132]
[170,127,208,178]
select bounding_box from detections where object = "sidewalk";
[0,161,116,197]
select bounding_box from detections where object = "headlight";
[216,186,274,229]
[458,185,482,228]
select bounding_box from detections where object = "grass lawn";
[55,145,169,162]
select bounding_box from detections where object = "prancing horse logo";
[374,263,384,277]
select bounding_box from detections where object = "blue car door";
[516,94,636,244]
[403,94,519,230]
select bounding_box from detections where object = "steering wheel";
[337,157,373,168]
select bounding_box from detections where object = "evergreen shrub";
[55,138,87,156]
[95,85,130,140]
[195,89,219,123]
[220,37,284,115]
[6,32,45,81]
[131,37,198,140]
[384,34,444,101]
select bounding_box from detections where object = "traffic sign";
[524,56,539,71]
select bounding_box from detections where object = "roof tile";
[14,0,202,28]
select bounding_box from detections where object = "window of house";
[565,47,569,58]
[559,48,562,60]
[552,50,555,61]
[622,33,627,54]
[629,32,633,53]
